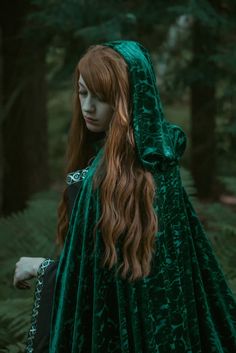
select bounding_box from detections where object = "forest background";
[0,0,236,351]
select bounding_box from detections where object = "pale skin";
[78,74,114,133]
[13,257,46,289]
[13,74,114,289]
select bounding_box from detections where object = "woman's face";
[78,75,114,133]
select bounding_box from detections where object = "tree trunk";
[1,1,49,214]
[190,19,218,199]
[0,28,3,214]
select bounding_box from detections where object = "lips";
[84,116,97,123]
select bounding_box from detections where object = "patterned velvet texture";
[49,41,236,353]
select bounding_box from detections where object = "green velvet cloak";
[49,41,236,353]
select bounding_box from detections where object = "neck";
[92,134,106,154]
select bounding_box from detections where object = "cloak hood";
[103,40,187,172]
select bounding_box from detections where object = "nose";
[82,95,95,114]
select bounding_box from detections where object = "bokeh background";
[0,0,236,351]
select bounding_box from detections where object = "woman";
[14,40,236,353]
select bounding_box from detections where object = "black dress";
[25,181,82,353]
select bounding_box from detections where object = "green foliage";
[0,190,59,300]
[209,224,236,297]
[219,176,236,195]
[193,195,236,296]
[0,298,33,352]
[211,226,236,279]
[0,190,60,350]
[181,170,236,296]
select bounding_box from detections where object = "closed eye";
[78,90,105,102]
[78,90,87,96]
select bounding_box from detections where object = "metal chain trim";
[25,258,55,353]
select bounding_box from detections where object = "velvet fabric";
[49,41,236,353]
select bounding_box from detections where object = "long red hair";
[57,45,158,281]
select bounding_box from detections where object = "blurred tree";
[133,0,236,199]
[190,0,236,198]
[190,10,219,199]
[0,28,3,213]
[144,0,236,198]
[1,0,235,212]
[0,0,139,215]
[27,0,138,79]
[0,0,49,215]
[213,2,236,165]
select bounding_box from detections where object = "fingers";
[13,265,32,289]
[13,256,45,289]
[13,269,31,289]
[13,257,33,285]
[15,280,31,290]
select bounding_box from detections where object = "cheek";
[96,102,114,123]
[103,107,113,122]
[79,97,83,107]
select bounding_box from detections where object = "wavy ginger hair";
[57,45,158,281]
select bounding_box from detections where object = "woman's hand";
[13,257,46,289]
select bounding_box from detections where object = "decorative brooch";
[66,166,90,185]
